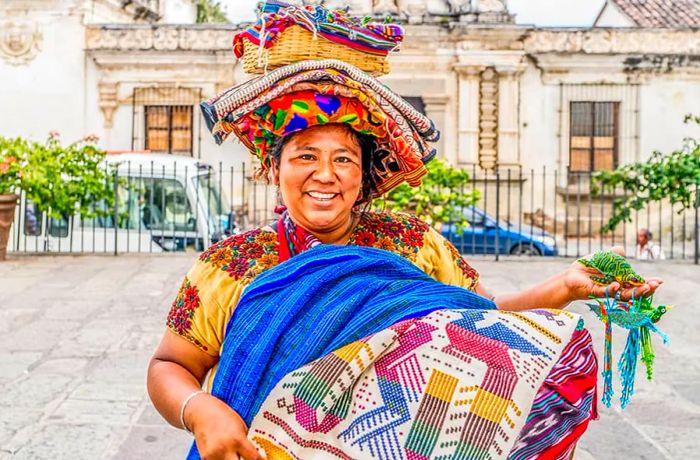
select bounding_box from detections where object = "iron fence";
[7,160,699,264]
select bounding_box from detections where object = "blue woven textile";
[187,245,495,459]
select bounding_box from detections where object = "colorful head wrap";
[201,59,440,198]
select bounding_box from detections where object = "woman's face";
[273,124,363,234]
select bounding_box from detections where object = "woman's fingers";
[617,285,650,300]
[589,281,620,299]
[236,439,264,460]
[601,279,664,301]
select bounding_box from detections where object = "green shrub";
[593,115,700,232]
[375,158,480,229]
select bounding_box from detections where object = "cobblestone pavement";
[0,254,698,459]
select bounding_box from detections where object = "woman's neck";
[294,213,359,245]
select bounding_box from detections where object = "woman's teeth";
[308,192,337,200]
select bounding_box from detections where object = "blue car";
[441,206,558,256]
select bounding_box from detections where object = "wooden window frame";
[144,105,193,155]
[569,101,620,173]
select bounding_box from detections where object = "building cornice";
[524,28,700,55]
[85,24,243,52]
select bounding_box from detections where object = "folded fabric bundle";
[201,59,439,197]
[232,0,404,59]
[185,245,588,460]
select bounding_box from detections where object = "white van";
[10,154,236,253]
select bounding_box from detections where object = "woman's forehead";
[287,124,360,148]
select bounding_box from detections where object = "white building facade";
[2,0,699,238]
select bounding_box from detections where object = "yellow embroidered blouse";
[166,212,479,385]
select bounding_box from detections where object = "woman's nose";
[312,158,334,182]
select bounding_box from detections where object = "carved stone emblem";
[478,0,507,13]
[0,22,42,65]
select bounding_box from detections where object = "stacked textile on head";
[201,59,439,197]
[233,0,403,72]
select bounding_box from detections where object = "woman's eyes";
[296,154,356,163]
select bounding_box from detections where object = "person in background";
[636,228,666,260]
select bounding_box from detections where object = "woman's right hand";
[186,393,263,460]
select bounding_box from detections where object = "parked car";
[11,154,236,253]
[441,205,558,256]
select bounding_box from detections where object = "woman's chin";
[299,207,351,230]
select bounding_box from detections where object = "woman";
[147,55,661,459]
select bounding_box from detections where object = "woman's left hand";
[562,246,663,303]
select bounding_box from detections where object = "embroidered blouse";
[167,211,479,365]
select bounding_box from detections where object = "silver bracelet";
[179,390,206,434]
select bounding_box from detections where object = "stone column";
[478,67,499,171]
[422,94,450,162]
[496,66,521,167]
[455,65,482,165]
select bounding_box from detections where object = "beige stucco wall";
[639,78,700,157]
[0,8,87,143]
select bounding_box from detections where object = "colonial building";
[2,0,699,236]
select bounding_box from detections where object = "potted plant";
[0,133,115,260]
[0,137,23,260]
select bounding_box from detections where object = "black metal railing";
[7,161,699,264]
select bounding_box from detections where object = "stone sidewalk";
[0,254,698,459]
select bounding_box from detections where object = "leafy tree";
[374,158,480,229]
[592,115,700,232]
[196,0,229,23]
[0,133,116,220]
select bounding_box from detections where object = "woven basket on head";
[241,25,390,76]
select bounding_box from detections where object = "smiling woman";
[146,2,662,460]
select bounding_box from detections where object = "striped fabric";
[508,327,598,460]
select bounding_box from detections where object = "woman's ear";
[270,161,280,186]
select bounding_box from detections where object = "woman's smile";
[306,191,339,202]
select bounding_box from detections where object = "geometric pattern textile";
[248,308,581,460]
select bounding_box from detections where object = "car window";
[194,173,230,233]
[81,177,196,232]
[447,207,486,227]
[48,215,69,238]
[23,202,43,236]
[136,177,196,232]
[464,208,485,227]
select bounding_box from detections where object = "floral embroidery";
[443,238,479,287]
[350,212,430,261]
[199,228,280,284]
[354,230,377,246]
[167,277,208,351]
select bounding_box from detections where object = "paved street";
[0,253,698,459]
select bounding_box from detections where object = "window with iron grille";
[569,101,619,172]
[145,105,193,155]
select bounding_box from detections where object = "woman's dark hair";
[269,125,377,206]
